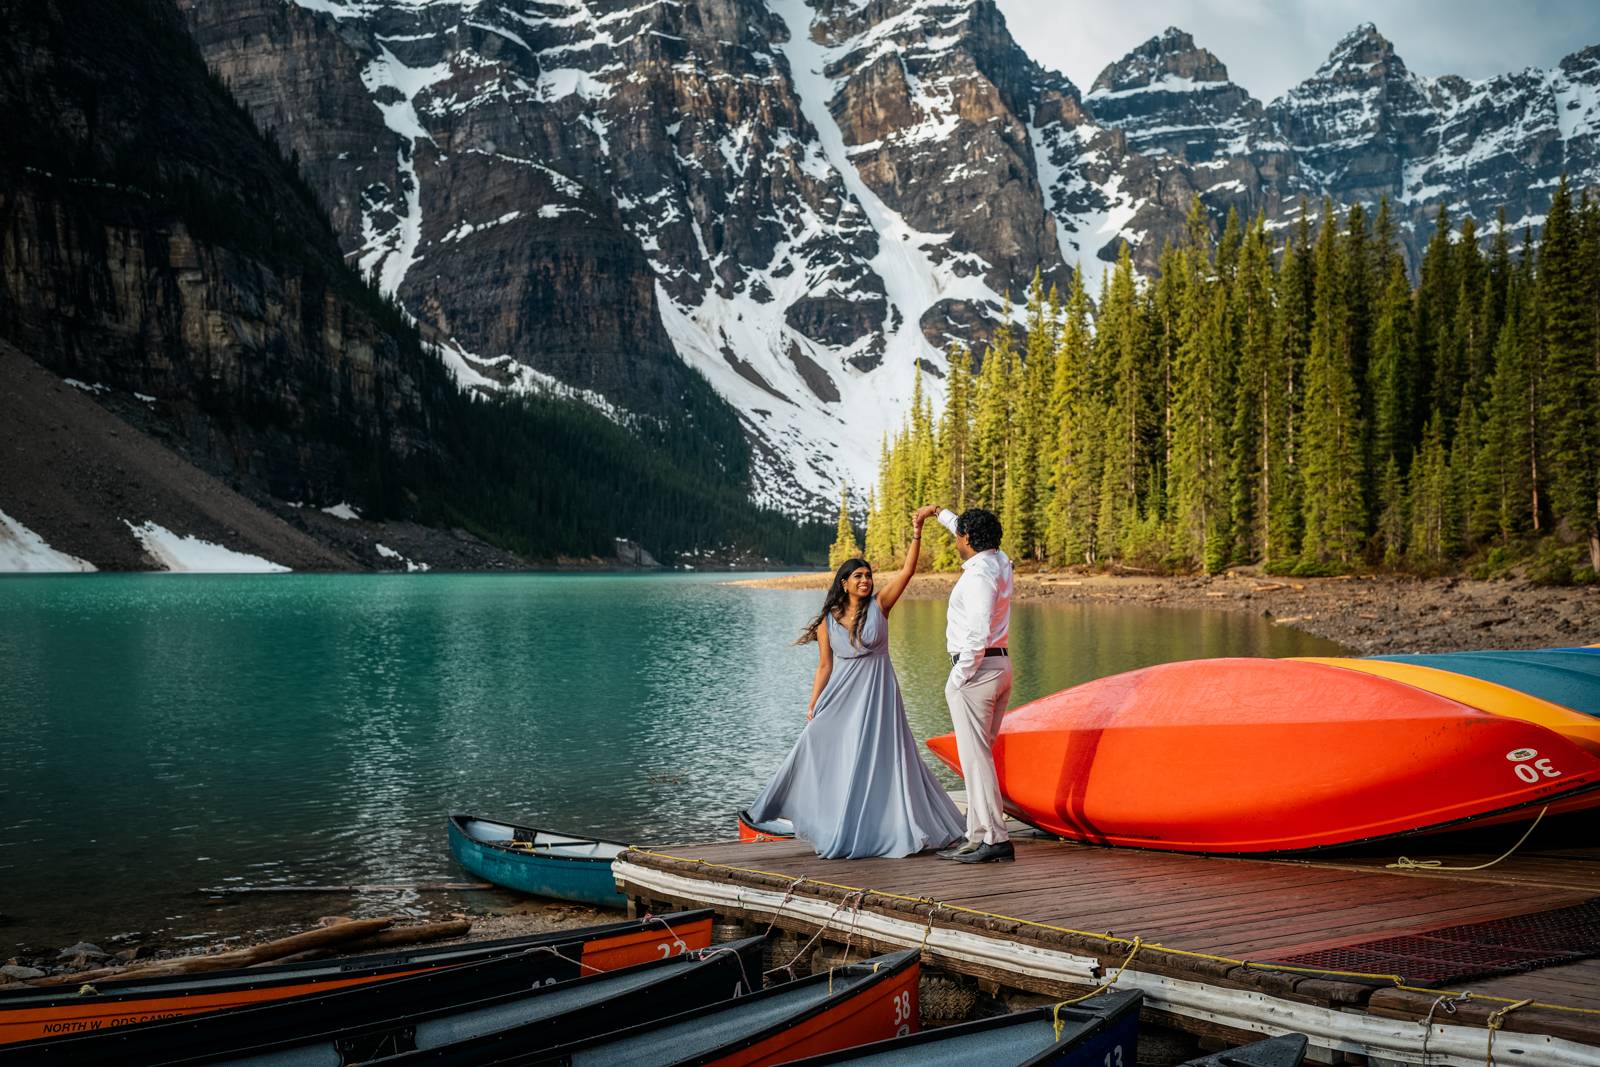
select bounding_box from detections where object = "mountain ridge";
[178,0,1600,516]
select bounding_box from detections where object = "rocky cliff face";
[0,0,439,504]
[175,3,1600,514]
[3,0,813,567]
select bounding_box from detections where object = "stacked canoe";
[0,911,1309,1066]
[926,645,1600,853]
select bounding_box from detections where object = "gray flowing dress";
[747,598,966,859]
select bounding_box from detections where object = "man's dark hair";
[957,508,1002,552]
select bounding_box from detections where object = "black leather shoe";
[935,842,977,860]
[954,840,1014,863]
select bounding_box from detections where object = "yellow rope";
[1485,998,1534,1067]
[1388,807,1549,872]
[626,847,1600,1020]
[1054,935,1145,1013]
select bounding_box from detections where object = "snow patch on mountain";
[0,509,96,572]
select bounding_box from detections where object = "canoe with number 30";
[927,658,1600,853]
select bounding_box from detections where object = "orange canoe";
[926,658,1600,853]
[0,912,712,1046]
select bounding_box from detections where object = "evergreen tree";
[1300,204,1365,568]
[1375,455,1407,566]
[1408,410,1459,566]
[828,484,862,568]
[1267,216,1312,567]
[1047,268,1101,564]
[933,343,974,571]
[1539,178,1600,570]
[1416,205,1460,433]
[863,436,894,565]
[1097,247,1155,558]
[972,306,1016,511]
[1004,271,1053,559]
[1170,233,1234,571]
[1229,214,1275,562]
[1479,312,1534,541]
[1368,258,1415,475]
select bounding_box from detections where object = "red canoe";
[926,658,1600,853]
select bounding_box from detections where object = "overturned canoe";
[0,911,711,1047]
[926,658,1600,853]
[448,815,627,908]
[1370,650,1600,718]
[784,988,1141,1066]
[1298,656,1600,755]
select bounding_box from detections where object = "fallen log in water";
[25,917,394,986]
[255,918,473,966]
[200,882,492,894]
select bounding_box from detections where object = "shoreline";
[729,570,1595,654]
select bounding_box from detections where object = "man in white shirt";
[932,506,1015,863]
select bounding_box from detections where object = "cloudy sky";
[993,1,1600,102]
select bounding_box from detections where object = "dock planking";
[616,832,1600,1065]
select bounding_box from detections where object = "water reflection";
[0,573,1343,951]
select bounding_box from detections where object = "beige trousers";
[945,658,1013,845]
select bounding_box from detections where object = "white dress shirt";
[937,509,1013,686]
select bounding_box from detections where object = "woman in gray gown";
[746,504,965,859]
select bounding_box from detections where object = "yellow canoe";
[1297,657,1600,756]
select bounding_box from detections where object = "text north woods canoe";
[0,911,711,1046]
[11,931,751,1065]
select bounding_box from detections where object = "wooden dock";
[614,831,1600,1066]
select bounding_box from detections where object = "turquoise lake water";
[0,572,1344,952]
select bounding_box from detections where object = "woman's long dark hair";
[797,557,872,646]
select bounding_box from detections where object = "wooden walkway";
[614,833,1600,1067]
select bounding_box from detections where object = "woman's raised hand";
[912,504,941,525]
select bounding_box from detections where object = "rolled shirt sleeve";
[948,573,998,687]
[936,508,959,537]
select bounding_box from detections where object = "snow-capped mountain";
[182,3,1600,516]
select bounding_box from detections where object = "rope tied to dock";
[1052,934,1146,1026]
[1420,992,1474,1063]
[1485,998,1534,1067]
[828,890,869,995]
[1387,807,1549,872]
[917,902,946,958]
[761,877,807,941]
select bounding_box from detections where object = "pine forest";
[854,183,1600,582]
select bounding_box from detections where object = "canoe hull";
[737,810,796,843]
[447,815,627,908]
[782,989,1141,1067]
[0,912,711,1047]
[926,658,1600,853]
[16,935,759,1066]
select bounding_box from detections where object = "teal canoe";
[1370,650,1600,717]
[447,815,628,909]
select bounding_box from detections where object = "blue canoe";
[784,988,1142,1066]
[447,814,628,909]
[1370,649,1600,717]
